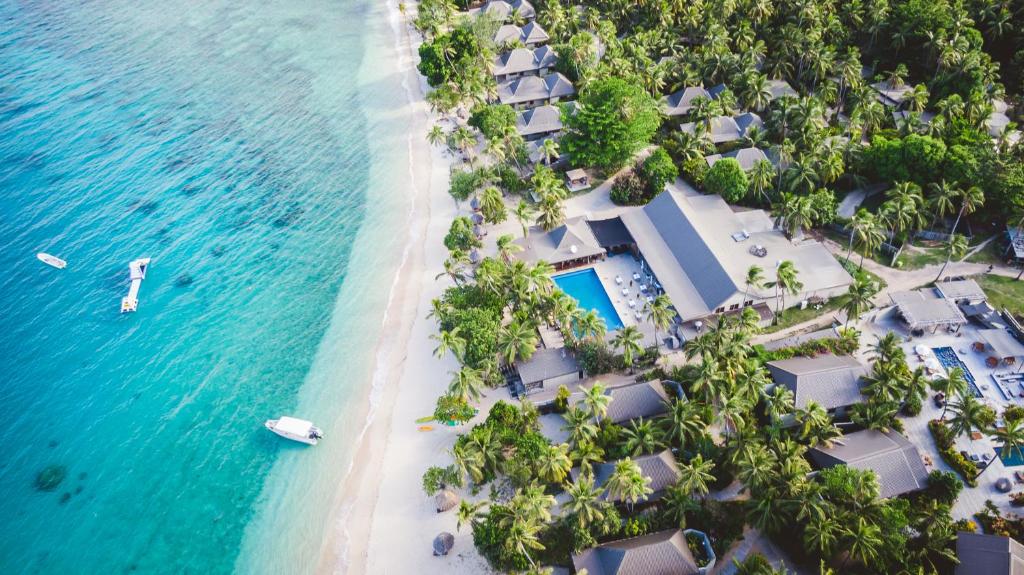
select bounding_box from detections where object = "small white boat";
[265,416,323,445]
[121,258,151,313]
[37,253,67,269]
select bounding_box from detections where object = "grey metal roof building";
[479,0,536,20]
[705,146,769,170]
[587,217,634,250]
[496,73,574,108]
[978,329,1024,363]
[515,347,579,386]
[956,532,1024,575]
[890,289,967,330]
[579,450,681,503]
[493,22,549,46]
[601,380,672,424]
[935,279,986,303]
[618,188,852,321]
[663,86,712,116]
[766,354,867,411]
[514,103,563,139]
[493,45,557,81]
[766,79,798,100]
[871,81,913,107]
[680,113,761,143]
[809,429,930,499]
[512,217,605,269]
[572,529,700,575]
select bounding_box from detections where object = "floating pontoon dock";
[121,258,151,313]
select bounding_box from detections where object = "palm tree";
[644,295,674,353]
[768,260,802,317]
[842,276,875,327]
[535,194,565,231]
[932,367,967,419]
[947,393,989,441]
[456,500,486,532]
[748,159,775,204]
[605,458,652,511]
[479,186,507,224]
[427,124,446,147]
[796,402,841,447]
[677,454,716,498]
[582,383,610,422]
[843,517,883,568]
[744,265,764,304]
[949,186,985,236]
[431,327,466,361]
[451,442,484,484]
[538,138,560,165]
[762,385,795,421]
[449,366,485,403]
[612,325,644,372]
[537,443,573,483]
[496,234,523,261]
[437,249,470,284]
[498,320,538,365]
[667,399,705,448]
[804,516,841,556]
[576,310,606,343]
[662,482,698,529]
[851,213,885,270]
[774,193,818,238]
[981,419,1024,478]
[564,474,606,530]
[513,199,533,238]
[563,407,598,446]
[934,233,968,283]
[622,418,665,455]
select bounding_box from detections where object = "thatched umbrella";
[435,489,458,513]
[433,532,455,556]
[997,477,1013,493]
[469,249,481,264]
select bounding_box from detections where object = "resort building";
[975,329,1024,368]
[512,218,605,270]
[599,380,673,424]
[565,168,590,192]
[808,429,930,499]
[935,279,987,305]
[871,80,913,108]
[496,73,575,109]
[663,86,713,117]
[704,147,770,170]
[766,355,867,419]
[492,45,557,82]
[680,113,762,144]
[493,22,549,47]
[572,529,708,575]
[766,79,799,100]
[524,137,566,167]
[512,347,582,395]
[955,531,1024,575]
[890,288,968,333]
[478,0,536,20]
[580,450,681,503]
[514,104,564,140]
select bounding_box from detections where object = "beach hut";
[433,532,455,556]
[435,490,458,513]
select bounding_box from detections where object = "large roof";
[515,347,579,384]
[493,45,557,78]
[956,532,1024,575]
[766,79,798,99]
[619,188,852,320]
[512,217,604,266]
[680,113,761,143]
[890,289,967,329]
[497,73,574,106]
[766,354,867,410]
[935,279,986,302]
[871,81,913,106]
[515,103,563,137]
[583,450,680,503]
[663,86,712,116]
[705,147,769,170]
[587,217,634,248]
[494,22,549,45]
[979,329,1024,360]
[572,529,699,575]
[480,0,536,20]
[809,429,929,498]
[599,380,671,424]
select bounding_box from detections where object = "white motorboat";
[265,416,323,445]
[37,253,67,269]
[121,258,151,313]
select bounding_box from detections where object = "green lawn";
[977,275,1024,321]
[894,245,946,270]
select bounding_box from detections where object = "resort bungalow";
[493,22,549,47]
[477,0,536,20]
[808,429,929,499]
[871,80,913,108]
[663,86,713,117]
[955,531,1024,575]
[598,380,673,424]
[515,104,564,140]
[704,147,770,170]
[572,529,713,575]
[680,113,762,144]
[766,79,799,100]
[617,188,852,323]
[513,347,582,395]
[935,279,987,305]
[496,73,575,109]
[890,289,967,333]
[511,217,605,270]
[765,355,867,420]
[580,450,681,504]
[492,45,557,82]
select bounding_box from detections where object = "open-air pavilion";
[890,289,967,332]
[936,279,987,304]
[977,329,1024,368]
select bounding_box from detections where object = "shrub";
[903,393,923,416]
[578,340,618,375]
[449,169,482,201]
[639,148,678,196]
[610,171,646,205]
[704,158,749,202]
[444,216,481,251]
[929,419,979,486]
[553,385,571,414]
[1011,492,1024,507]
[562,77,661,169]
[434,393,476,424]
[1005,405,1024,423]
[681,156,708,186]
[422,464,462,495]
[925,470,963,505]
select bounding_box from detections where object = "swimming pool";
[553,269,625,331]
[997,446,1024,467]
[932,347,983,398]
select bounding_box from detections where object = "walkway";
[837,184,886,218]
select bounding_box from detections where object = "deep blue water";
[933,347,984,398]
[554,268,624,331]
[0,0,411,572]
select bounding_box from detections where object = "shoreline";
[316,0,461,572]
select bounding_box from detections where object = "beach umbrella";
[471,213,484,225]
[433,532,455,556]
[997,477,1013,493]
[435,489,458,513]
[469,249,480,264]
[470,196,481,211]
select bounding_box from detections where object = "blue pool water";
[0,0,416,573]
[933,347,984,398]
[554,269,625,331]
[997,446,1024,466]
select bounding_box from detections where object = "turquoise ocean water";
[0,0,415,572]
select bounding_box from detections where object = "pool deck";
[570,253,662,348]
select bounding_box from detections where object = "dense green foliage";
[563,78,661,170]
[639,148,679,196]
[704,158,749,202]
[469,104,516,141]
[417,28,483,87]
[443,216,481,252]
